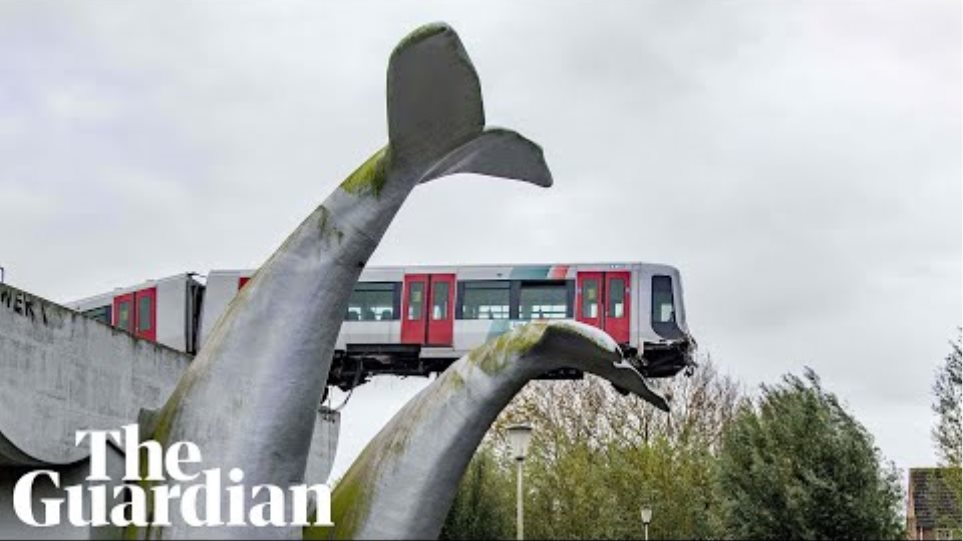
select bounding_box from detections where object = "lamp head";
[506,423,533,461]
[640,506,652,524]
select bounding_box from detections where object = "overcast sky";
[1,1,959,481]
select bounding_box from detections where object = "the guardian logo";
[12,424,333,528]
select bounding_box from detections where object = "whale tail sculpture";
[308,320,669,540]
[386,23,552,187]
[129,22,552,539]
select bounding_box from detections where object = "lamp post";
[507,423,533,541]
[640,505,652,541]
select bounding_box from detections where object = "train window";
[519,282,567,319]
[581,279,599,318]
[608,278,625,318]
[116,301,131,331]
[137,295,153,331]
[407,282,424,320]
[461,281,510,319]
[651,275,675,323]
[347,282,397,321]
[432,281,449,320]
[83,306,111,325]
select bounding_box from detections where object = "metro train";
[66,262,695,390]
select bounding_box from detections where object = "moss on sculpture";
[440,369,466,394]
[339,146,391,198]
[316,205,345,246]
[467,321,548,375]
[310,455,371,540]
[306,365,445,540]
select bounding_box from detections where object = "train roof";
[65,272,199,308]
[209,260,683,276]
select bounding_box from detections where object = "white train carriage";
[66,273,205,354]
[67,262,695,390]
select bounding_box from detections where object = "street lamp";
[640,505,652,541]
[507,423,533,541]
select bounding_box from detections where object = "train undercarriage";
[325,336,695,395]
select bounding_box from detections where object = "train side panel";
[66,273,199,352]
[156,276,188,352]
[335,267,405,350]
[199,271,245,345]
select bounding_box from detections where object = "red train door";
[113,292,134,333]
[426,274,455,346]
[401,274,428,344]
[576,270,631,344]
[604,271,630,344]
[576,272,603,329]
[401,273,455,346]
[112,287,156,341]
[134,287,157,341]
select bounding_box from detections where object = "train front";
[634,264,697,379]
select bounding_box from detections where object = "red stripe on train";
[549,265,570,279]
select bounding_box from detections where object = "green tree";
[500,357,740,539]
[933,331,961,466]
[440,445,514,540]
[442,356,741,539]
[717,368,904,540]
[929,331,963,537]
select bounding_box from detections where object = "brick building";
[906,467,962,540]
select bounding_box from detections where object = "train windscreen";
[651,275,675,323]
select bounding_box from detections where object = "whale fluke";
[387,23,551,188]
[308,321,669,540]
[420,128,552,186]
[387,23,483,166]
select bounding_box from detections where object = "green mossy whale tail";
[307,320,669,540]
[135,22,552,540]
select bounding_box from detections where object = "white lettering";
[250,485,287,527]
[110,485,148,526]
[11,425,336,529]
[291,484,333,526]
[13,470,61,527]
[165,441,201,482]
[121,424,164,481]
[75,429,119,481]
